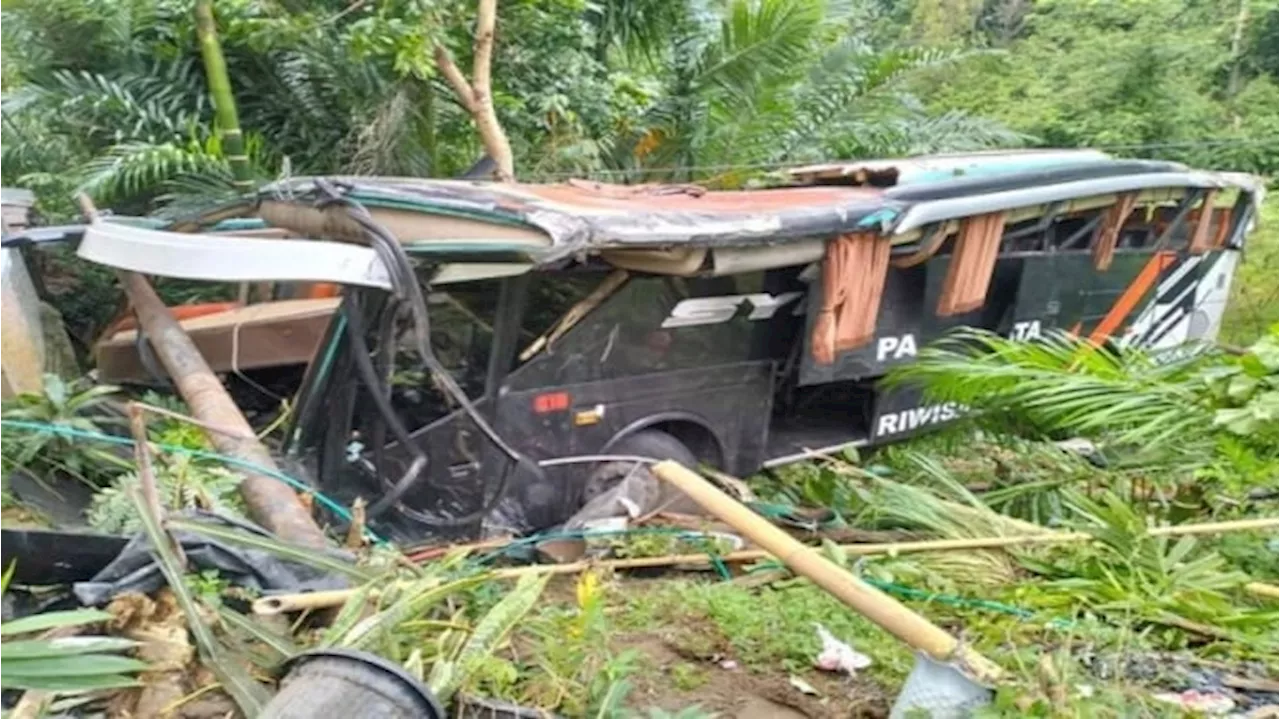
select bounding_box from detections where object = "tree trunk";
[1227,0,1250,97]
[422,81,439,176]
[433,0,515,181]
[195,0,254,191]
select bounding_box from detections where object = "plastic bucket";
[261,649,445,719]
[889,652,993,719]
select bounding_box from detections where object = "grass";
[1221,191,1279,346]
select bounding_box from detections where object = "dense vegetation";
[2,2,1277,716]
[2,0,1276,222]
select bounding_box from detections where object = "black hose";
[338,260,518,527]
[312,179,522,460]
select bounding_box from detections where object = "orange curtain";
[1092,192,1138,271]
[811,232,892,364]
[1188,190,1219,255]
[1211,208,1234,249]
[937,211,1007,316]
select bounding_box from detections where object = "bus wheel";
[580,430,700,515]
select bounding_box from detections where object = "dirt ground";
[614,617,893,718]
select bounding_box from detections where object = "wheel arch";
[601,411,727,469]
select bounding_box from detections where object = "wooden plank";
[96,298,339,384]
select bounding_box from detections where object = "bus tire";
[581,430,699,513]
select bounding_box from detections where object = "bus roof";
[74,150,1260,285]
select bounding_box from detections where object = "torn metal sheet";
[786,149,1113,187]
[77,218,393,288]
[888,169,1262,235]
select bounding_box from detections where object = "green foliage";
[478,570,645,716]
[889,329,1213,451]
[0,609,146,693]
[87,455,245,534]
[1202,331,1280,445]
[428,572,550,701]
[2,0,1029,218]
[128,481,270,714]
[911,0,1279,174]
[1017,491,1273,649]
[1221,193,1279,345]
[1,375,131,486]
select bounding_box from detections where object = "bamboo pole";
[194,0,253,191]
[117,270,328,547]
[253,589,379,616]
[650,460,1004,684]
[1245,583,1280,600]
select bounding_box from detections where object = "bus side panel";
[865,247,1243,445]
[798,254,1024,385]
[494,361,774,525]
[1120,249,1239,350]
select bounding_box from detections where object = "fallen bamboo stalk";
[1244,582,1280,600]
[115,269,328,548]
[77,194,328,549]
[252,515,1280,614]
[649,460,1004,684]
[253,588,380,615]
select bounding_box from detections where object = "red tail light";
[533,392,570,414]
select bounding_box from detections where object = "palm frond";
[693,0,825,100]
[75,141,230,205]
[887,328,1217,455]
[586,0,690,59]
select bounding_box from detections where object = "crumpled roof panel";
[256,152,1259,264]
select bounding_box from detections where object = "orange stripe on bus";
[1088,251,1177,345]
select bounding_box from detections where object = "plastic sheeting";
[73,513,350,606]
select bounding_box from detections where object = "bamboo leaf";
[214,604,299,661]
[166,517,371,582]
[319,582,378,648]
[0,610,114,637]
[341,575,489,651]
[0,637,138,659]
[0,673,141,692]
[4,654,148,677]
[128,485,270,714]
[427,572,550,700]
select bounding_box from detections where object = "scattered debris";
[72,512,349,607]
[788,674,820,696]
[890,653,994,719]
[1225,676,1280,693]
[812,623,872,676]
[1151,689,1237,715]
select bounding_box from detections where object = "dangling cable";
[312,179,534,527]
[340,293,520,526]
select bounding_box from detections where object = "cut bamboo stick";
[252,515,1279,616]
[1244,582,1280,600]
[649,460,1004,684]
[253,589,381,616]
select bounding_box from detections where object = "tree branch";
[429,0,514,182]
[472,0,496,99]
[434,44,476,112]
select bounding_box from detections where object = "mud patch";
[617,631,891,718]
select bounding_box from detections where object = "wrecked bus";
[77,151,1261,540]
